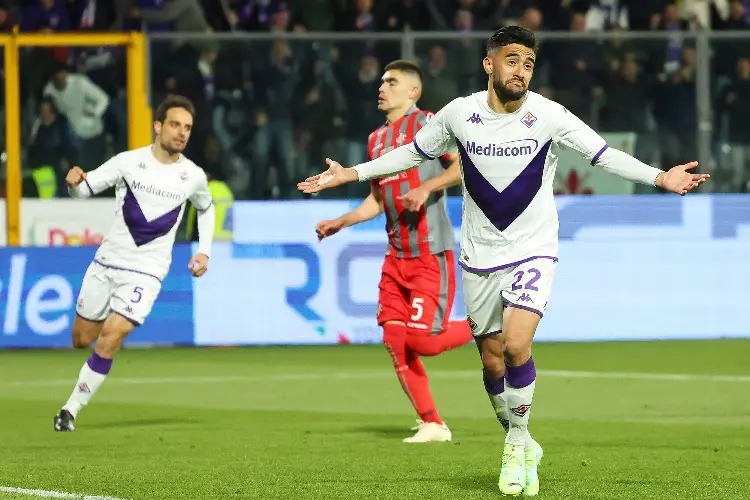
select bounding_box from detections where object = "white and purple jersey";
[70,146,213,281]
[410,90,608,272]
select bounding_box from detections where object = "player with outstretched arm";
[54,95,215,432]
[298,27,709,496]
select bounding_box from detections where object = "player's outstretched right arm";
[315,187,384,241]
[66,155,123,198]
[298,98,461,195]
[297,147,426,195]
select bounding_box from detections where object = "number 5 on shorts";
[131,286,143,303]
[411,297,424,321]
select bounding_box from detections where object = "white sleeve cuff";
[67,180,93,198]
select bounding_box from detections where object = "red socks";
[383,323,443,424]
[406,320,473,357]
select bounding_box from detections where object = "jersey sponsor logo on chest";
[465,138,538,157]
[130,180,186,202]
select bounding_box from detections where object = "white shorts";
[462,257,557,337]
[75,261,162,326]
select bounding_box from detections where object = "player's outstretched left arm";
[401,153,461,212]
[552,104,709,195]
[187,173,215,277]
[595,148,708,195]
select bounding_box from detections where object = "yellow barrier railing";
[0,31,151,246]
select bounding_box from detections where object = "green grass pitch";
[0,340,749,500]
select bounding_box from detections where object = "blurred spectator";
[293,57,348,191]
[125,0,213,32]
[420,44,458,113]
[717,57,750,192]
[657,2,690,76]
[654,46,698,172]
[343,55,384,168]
[518,6,542,31]
[22,0,71,32]
[548,12,606,123]
[42,64,110,173]
[251,39,299,199]
[28,98,77,197]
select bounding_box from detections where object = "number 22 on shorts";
[511,268,541,291]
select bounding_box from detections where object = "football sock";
[383,323,443,425]
[503,356,536,447]
[483,369,509,431]
[405,348,443,424]
[62,351,112,419]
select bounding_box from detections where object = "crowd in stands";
[3,0,750,198]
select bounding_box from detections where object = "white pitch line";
[0,486,128,500]
[2,369,750,388]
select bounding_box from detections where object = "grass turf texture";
[0,340,749,500]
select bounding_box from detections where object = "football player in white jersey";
[53,95,215,432]
[298,26,709,496]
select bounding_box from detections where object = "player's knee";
[481,352,505,377]
[71,317,100,349]
[97,315,135,357]
[503,334,531,363]
[382,321,405,345]
[71,333,92,349]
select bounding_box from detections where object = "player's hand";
[399,186,430,212]
[315,219,344,241]
[65,166,86,188]
[297,158,359,194]
[656,161,710,195]
[188,253,209,277]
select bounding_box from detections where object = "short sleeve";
[85,154,124,195]
[188,171,213,211]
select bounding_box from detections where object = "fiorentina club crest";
[511,404,531,417]
[521,111,537,128]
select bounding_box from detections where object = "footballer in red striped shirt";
[315,60,473,443]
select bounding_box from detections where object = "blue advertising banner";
[0,245,195,348]
[193,194,750,345]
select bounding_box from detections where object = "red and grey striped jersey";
[367,106,455,258]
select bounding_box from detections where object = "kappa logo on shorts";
[77,297,84,308]
[518,293,534,303]
[467,316,478,332]
[376,303,383,317]
[510,404,531,417]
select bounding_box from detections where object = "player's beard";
[160,138,183,156]
[492,75,526,102]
